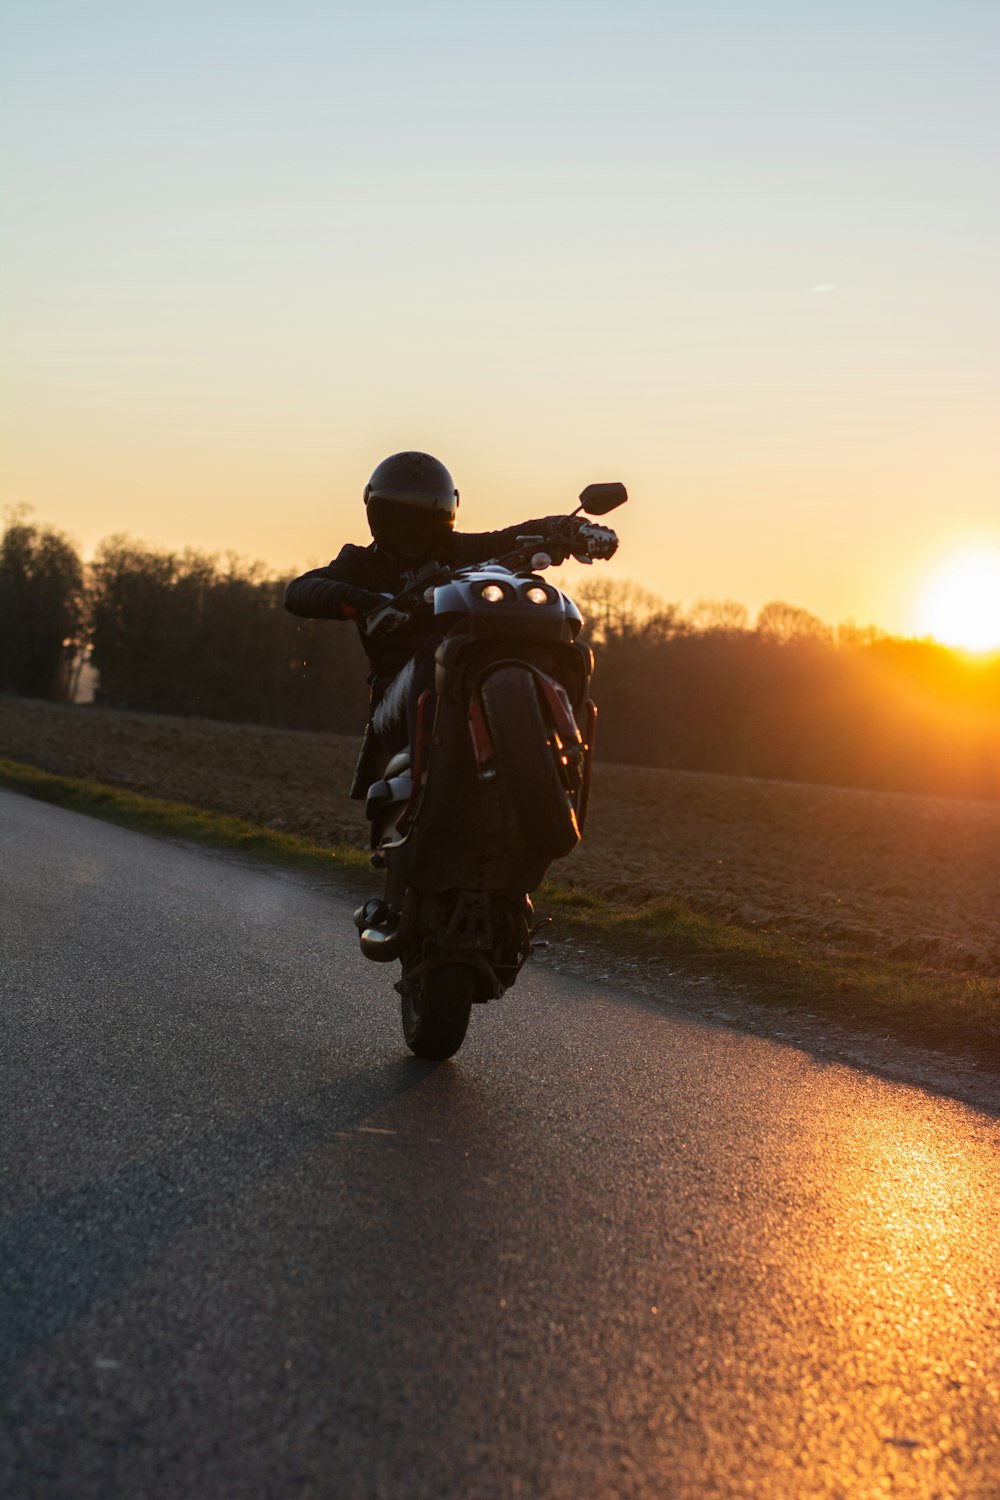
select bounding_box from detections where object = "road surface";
[2,789,999,1498]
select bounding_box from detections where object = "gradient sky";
[3,0,998,635]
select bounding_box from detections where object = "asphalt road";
[2,789,999,1500]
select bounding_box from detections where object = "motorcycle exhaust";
[353,896,409,962]
[360,926,404,962]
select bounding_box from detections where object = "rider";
[284,450,618,794]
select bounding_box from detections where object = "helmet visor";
[367,496,455,557]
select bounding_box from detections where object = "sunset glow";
[915,550,1000,653]
[2,2,998,635]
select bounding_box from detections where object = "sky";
[3,0,998,638]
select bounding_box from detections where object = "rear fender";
[534,675,583,753]
[468,662,584,780]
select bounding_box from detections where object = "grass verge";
[0,756,371,878]
[538,880,1000,1063]
[3,755,998,1067]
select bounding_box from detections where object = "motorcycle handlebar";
[367,516,596,634]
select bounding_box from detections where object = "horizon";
[10,500,1000,658]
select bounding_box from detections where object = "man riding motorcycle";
[284,451,618,796]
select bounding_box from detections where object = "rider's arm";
[449,517,571,567]
[284,545,386,620]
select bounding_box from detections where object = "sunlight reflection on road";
[716,1081,1000,1496]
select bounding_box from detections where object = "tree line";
[0,517,368,733]
[573,578,1000,800]
[3,516,998,800]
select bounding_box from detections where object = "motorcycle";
[352,482,627,1059]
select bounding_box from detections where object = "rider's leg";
[406,637,439,747]
[371,637,440,757]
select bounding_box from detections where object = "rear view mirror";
[578,482,627,515]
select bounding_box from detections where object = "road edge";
[2,754,998,1096]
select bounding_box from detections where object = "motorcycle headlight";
[525,586,549,605]
[479,583,506,603]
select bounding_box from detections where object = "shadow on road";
[0,1057,437,1369]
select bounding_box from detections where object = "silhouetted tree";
[686,598,750,635]
[87,538,369,731]
[756,600,833,645]
[0,518,84,698]
[569,584,1000,798]
[575,577,685,645]
[11,528,995,802]
[835,620,886,651]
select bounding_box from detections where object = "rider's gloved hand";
[339,586,391,621]
[364,602,411,640]
[571,520,619,561]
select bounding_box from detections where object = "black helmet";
[364,451,459,557]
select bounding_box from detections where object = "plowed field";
[2,697,998,977]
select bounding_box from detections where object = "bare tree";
[836,619,886,651]
[756,600,833,645]
[574,577,684,644]
[686,598,750,635]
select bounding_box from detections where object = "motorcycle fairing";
[431,568,584,644]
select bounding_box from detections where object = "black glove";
[340,585,391,620]
[364,602,411,640]
[569,520,619,561]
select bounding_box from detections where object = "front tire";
[401,961,476,1059]
[480,666,580,858]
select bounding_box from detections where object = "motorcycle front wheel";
[401,960,475,1060]
[480,665,580,858]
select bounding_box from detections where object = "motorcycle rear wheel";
[401,961,475,1059]
[480,665,580,858]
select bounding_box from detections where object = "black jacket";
[284,519,557,686]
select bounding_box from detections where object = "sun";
[915,548,1000,653]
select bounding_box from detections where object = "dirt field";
[2,697,998,978]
